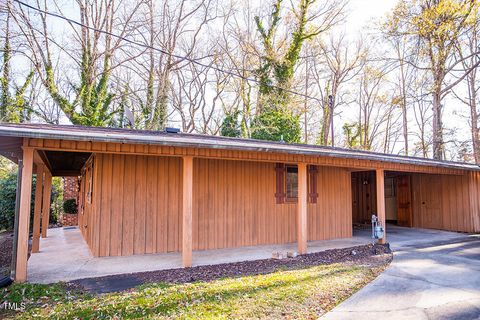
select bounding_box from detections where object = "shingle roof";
[0,122,478,171]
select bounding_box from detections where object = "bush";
[63,199,78,214]
[0,172,35,231]
[251,108,301,143]
[0,170,61,231]
[220,110,242,138]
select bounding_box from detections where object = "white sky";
[12,0,470,158]
[346,0,397,32]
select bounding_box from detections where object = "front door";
[396,175,412,227]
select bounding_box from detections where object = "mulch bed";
[0,232,13,277]
[69,243,392,294]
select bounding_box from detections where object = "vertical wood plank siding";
[411,173,479,232]
[88,155,352,257]
[351,171,377,223]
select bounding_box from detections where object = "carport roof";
[0,122,479,171]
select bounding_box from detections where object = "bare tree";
[1,2,36,123]
[10,0,142,126]
[382,22,418,156]
[387,0,479,159]
[217,0,259,138]
[353,63,397,151]
[453,11,480,163]
[123,0,220,130]
[411,70,433,157]
[170,54,229,134]
[307,34,366,146]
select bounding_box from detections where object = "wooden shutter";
[308,165,318,203]
[275,163,286,204]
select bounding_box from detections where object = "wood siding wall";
[78,157,95,251]
[308,166,352,241]
[412,173,479,232]
[85,154,183,256]
[87,154,352,257]
[467,172,480,232]
[351,171,377,223]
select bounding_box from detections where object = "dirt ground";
[0,231,13,277]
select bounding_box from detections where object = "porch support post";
[31,164,44,253]
[41,170,52,238]
[297,163,308,254]
[15,147,34,282]
[182,156,193,267]
[376,168,386,244]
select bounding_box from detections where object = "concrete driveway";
[323,226,480,320]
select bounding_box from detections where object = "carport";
[351,169,479,233]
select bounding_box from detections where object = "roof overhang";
[0,123,479,172]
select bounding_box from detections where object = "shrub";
[220,110,242,138]
[63,199,78,214]
[251,108,301,143]
[0,172,34,231]
[0,170,61,231]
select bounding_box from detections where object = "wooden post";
[376,169,386,244]
[15,147,34,282]
[182,156,193,267]
[41,170,52,238]
[31,165,44,253]
[297,163,308,254]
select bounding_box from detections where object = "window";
[275,163,318,204]
[385,178,396,198]
[285,166,298,201]
[84,160,94,204]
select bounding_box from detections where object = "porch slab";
[27,227,372,283]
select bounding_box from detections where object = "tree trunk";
[1,11,10,120]
[328,92,335,147]
[469,77,479,163]
[432,80,444,160]
[399,57,408,155]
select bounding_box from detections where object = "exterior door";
[396,175,412,227]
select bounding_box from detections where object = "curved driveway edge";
[322,227,480,320]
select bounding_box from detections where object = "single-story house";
[0,123,479,282]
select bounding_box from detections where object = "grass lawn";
[0,261,388,319]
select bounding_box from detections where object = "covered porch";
[28,224,471,284]
[28,226,373,284]
[2,123,479,283]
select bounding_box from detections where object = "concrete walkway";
[323,226,480,320]
[28,227,371,283]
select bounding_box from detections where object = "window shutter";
[308,165,318,203]
[275,163,286,204]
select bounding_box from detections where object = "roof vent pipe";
[165,127,180,134]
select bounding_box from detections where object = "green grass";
[1,262,387,319]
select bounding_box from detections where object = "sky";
[346,0,397,32]
[10,0,470,158]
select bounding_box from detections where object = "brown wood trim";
[275,163,286,204]
[32,165,44,253]
[376,169,386,244]
[15,146,34,282]
[25,138,466,175]
[308,165,318,203]
[297,163,308,254]
[182,156,194,267]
